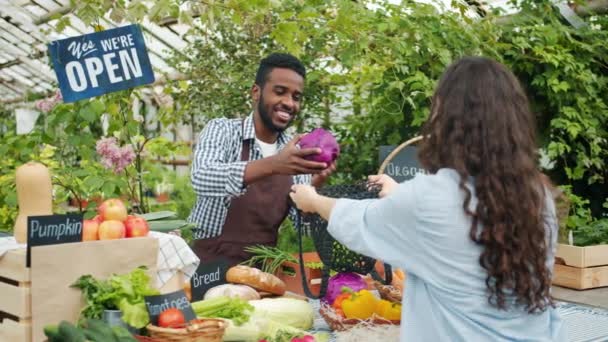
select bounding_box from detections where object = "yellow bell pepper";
[341,289,378,319]
[376,299,402,321]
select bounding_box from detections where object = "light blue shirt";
[328,169,567,341]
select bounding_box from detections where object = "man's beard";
[258,93,289,133]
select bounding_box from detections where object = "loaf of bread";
[226,265,286,296]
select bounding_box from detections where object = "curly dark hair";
[418,57,554,313]
[255,53,306,87]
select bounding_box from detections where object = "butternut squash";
[14,162,53,243]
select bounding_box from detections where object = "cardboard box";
[0,237,158,342]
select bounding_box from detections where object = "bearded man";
[188,53,336,265]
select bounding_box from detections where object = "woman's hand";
[368,174,398,198]
[289,184,319,213]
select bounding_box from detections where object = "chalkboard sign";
[27,213,84,267]
[48,24,155,103]
[378,145,426,183]
[145,289,196,325]
[190,259,229,302]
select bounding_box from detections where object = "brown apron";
[192,137,293,266]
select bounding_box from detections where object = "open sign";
[48,24,154,103]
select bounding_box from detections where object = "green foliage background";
[1,0,606,244]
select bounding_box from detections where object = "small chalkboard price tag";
[145,289,196,325]
[27,213,84,267]
[379,145,426,183]
[190,259,229,302]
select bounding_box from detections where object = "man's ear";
[251,84,261,103]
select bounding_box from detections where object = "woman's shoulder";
[407,168,462,190]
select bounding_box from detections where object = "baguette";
[226,265,286,296]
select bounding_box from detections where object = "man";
[189,53,335,265]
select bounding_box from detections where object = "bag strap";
[295,212,330,299]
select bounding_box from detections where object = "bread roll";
[226,265,286,296]
[204,284,261,301]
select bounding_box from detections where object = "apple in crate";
[98,198,128,222]
[91,214,103,224]
[82,219,100,241]
[125,215,150,238]
[98,220,126,240]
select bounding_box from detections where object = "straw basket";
[136,319,225,342]
[374,281,402,303]
[318,304,400,332]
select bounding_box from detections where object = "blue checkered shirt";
[188,114,311,239]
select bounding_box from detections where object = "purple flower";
[96,138,136,173]
[35,90,63,113]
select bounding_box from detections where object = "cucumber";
[43,324,60,341]
[58,321,86,342]
[83,319,118,342]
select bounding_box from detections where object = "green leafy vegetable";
[192,296,254,325]
[71,267,159,328]
[241,245,298,274]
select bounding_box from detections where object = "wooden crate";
[553,243,608,290]
[0,248,32,342]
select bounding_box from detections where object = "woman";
[290,57,566,341]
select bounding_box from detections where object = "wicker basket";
[374,281,402,303]
[137,318,225,342]
[319,304,399,332]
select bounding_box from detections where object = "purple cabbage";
[323,272,367,304]
[298,128,340,164]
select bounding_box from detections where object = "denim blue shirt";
[328,169,567,341]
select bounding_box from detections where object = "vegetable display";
[298,128,340,164]
[323,272,367,304]
[71,267,159,328]
[341,289,377,320]
[158,308,186,328]
[192,296,254,325]
[249,298,314,330]
[44,319,136,342]
[375,300,402,321]
[242,245,298,274]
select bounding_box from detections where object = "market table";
[553,285,608,310]
[310,298,608,342]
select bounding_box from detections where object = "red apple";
[92,214,103,224]
[124,215,150,238]
[82,219,99,241]
[98,220,126,240]
[98,198,128,222]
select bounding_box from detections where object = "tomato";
[158,308,186,328]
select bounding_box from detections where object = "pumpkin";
[14,162,53,243]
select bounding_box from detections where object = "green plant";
[14,0,605,243]
[241,245,299,274]
[276,219,316,254]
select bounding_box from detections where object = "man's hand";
[312,161,337,188]
[368,174,398,198]
[270,135,327,175]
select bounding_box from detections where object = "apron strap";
[241,119,250,161]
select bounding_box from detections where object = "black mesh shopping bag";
[294,182,392,299]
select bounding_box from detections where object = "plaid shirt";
[188,114,311,239]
